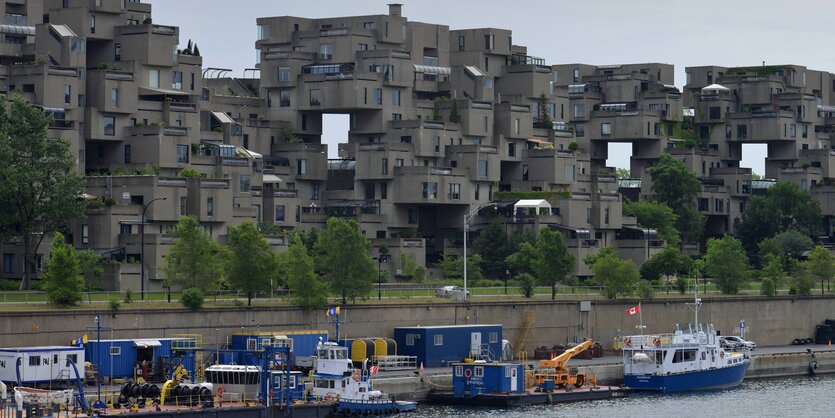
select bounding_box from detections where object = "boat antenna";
[686,274,702,328]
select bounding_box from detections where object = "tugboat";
[621,296,751,392]
[311,340,416,415]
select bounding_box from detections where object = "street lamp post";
[140,197,167,301]
[463,202,496,297]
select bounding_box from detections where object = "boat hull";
[336,399,416,415]
[624,361,750,392]
[427,386,627,407]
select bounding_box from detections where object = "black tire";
[574,375,585,388]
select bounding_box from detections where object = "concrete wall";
[3,296,834,351]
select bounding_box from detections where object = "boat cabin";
[0,346,85,385]
[270,370,305,403]
[451,361,526,398]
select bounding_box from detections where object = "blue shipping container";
[84,338,195,379]
[452,362,526,397]
[230,330,327,367]
[394,325,502,368]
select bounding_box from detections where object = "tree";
[771,229,814,261]
[705,235,749,294]
[41,232,85,306]
[0,97,86,289]
[650,153,704,242]
[640,245,689,281]
[535,93,552,128]
[226,222,278,306]
[164,216,226,292]
[760,253,786,292]
[533,228,575,299]
[806,245,833,295]
[624,201,680,247]
[589,247,638,298]
[516,273,536,298]
[760,277,777,296]
[768,181,821,235]
[77,250,104,290]
[616,167,631,179]
[792,260,815,296]
[449,100,460,123]
[315,218,376,304]
[281,234,328,310]
[400,253,426,283]
[505,242,538,276]
[473,220,511,278]
[438,251,484,283]
[180,287,204,310]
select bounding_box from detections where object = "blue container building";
[230,330,327,368]
[84,338,195,380]
[394,325,502,368]
[452,362,526,398]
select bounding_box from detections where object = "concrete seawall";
[2,295,834,351]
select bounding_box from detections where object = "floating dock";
[427,385,627,406]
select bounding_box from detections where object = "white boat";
[13,386,73,406]
[311,341,416,414]
[621,297,751,392]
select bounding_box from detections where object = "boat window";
[336,350,346,359]
[455,366,463,377]
[655,351,664,364]
[359,387,366,392]
[701,352,707,361]
[474,366,484,377]
[672,349,698,363]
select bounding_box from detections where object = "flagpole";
[638,302,643,336]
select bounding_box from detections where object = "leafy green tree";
[772,230,814,261]
[315,218,376,304]
[438,251,484,283]
[0,97,86,289]
[449,100,460,123]
[640,245,689,281]
[226,222,278,306]
[505,242,539,276]
[516,273,536,298]
[768,182,821,235]
[473,220,511,278]
[77,250,104,290]
[760,253,786,292]
[705,235,749,294]
[589,247,638,298]
[180,287,204,310]
[400,253,426,283]
[636,280,655,299]
[792,260,815,296]
[164,216,226,292]
[281,234,328,310]
[649,153,704,242]
[616,167,631,179]
[41,232,85,306]
[624,201,680,247]
[760,277,777,296]
[737,196,781,262]
[806,245,834,295]
[533,228,576,299]
[535,93,552,128]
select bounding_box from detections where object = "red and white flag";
[626,305,640,316]
[369,365,379,375]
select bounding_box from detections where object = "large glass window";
[64,85,71,104]
[392,90,401,106]
[297,159,307,175]
[3,254,14,274]
[319,44,333,60]
[172,71,183,89]
[257,24,268,40]
[601,123,612,135]
[477,160,488,177]
[176,144,188,163]
[240,175,251,192]
[448,183,460,200]
[149,69,159,88]
[374,88,382,105]
[310,89,321,106]
[422,182,437,199]
[111,88,118,107]
[124,144,131,163]
[104,116,115,136]
[280,90,291,107]
[278,67,290,83]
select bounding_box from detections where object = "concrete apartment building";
[4,2,831,291]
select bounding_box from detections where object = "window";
[408,207,417,224]
[172,71,182,89]
[374,88,382,105]
[257,24,268,40]
[382,158,388,175]
[207,197,214,216]
[455,365,463,376]
[67,354,78,365]
[433,334,443,346]
[392,113,402,121]
[605,208,610,224]
[310,89,321,106]
[483,116,489,132]
[803,125,808,138]
[736,124,747,139]
[3,254,14,274]
[395,158,404,167]
[311,183,320,200]
[514,118,520,135]
[275,205,285,222]
[64,85,71,104]
[508,142,516,157]
[725,124,732,139]
[381,183,387,199]
[357,43,368,51]
[573,68,579,82]
[789,123,796,138]
[124,144,131,163]
[392,90,401,106]
[406,334,415,346]
[601,123,612,135]
[90,15,95,34]
[422,182,438,199]
[149,69,159,88]
[104,116,115,136]
[477,160,488,177]
[297,159,307,175]
[240,175,251,192]
[485,33,494,50]
[707,71,713,84]
[278,90,291,107]
[448,183,460,200]
[574,104,585,118]
[458,35,465,51]
[435,137,440,152]
[120,224,132,235]
[278,67,290,83]
[78,94,86,107]
[81,224,89,244]
[474,366,484,377]
[522,165,528,181]
[709,106,720,120]
[29,356,41,366]
[109,346,121,356]
[489,332,498,344]
[190,73,195,90]
[180,196,187,215]
[176,144,188,163]
[111,88,118,107]
[363,87,367,104]
[365,183,375,200]
[319,43,333,60]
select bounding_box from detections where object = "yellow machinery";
[529,339,595,388]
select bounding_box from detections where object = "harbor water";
[411,375,835,417]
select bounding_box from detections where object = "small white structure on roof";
[701,84,730,93]
[514,199,552,215]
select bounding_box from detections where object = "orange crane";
[529,339,595,388]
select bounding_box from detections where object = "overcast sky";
[150,0,835,176]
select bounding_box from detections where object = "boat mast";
[686,275,702,328]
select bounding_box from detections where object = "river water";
[411,375,835,418]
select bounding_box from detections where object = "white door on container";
[510,367,518,391]
[471,332,481,356]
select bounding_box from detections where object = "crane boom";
[538,339,594,370]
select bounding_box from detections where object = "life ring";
[464,368,473,378]
[652,337,661,346]
[216,386,225,396]
[624,337,632,348]
[353,370,361,381]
